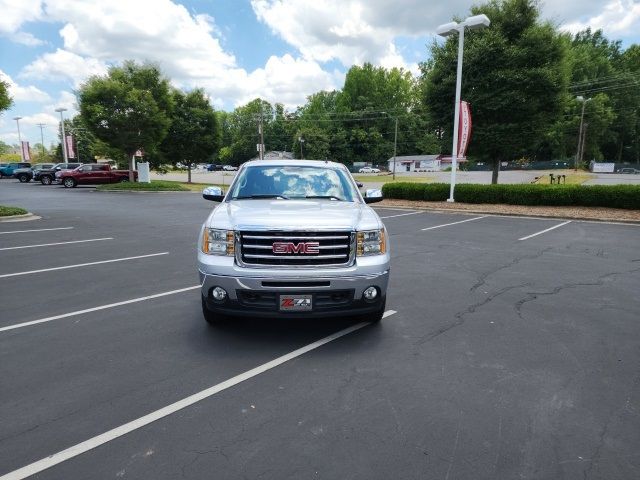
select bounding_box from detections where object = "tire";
[202,296,226,325]
[368,298,387,323]
[63,177,77,188]
[17,174,30,183]
[41,176,52,185]
[119,177,129,183]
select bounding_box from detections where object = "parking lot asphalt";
[1,180,639,480]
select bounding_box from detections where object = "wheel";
[17,174,29,183]
[41,176,52,185]
[369,298,387,323]
[119,177,129,183]
[63,177,77,188]
[201,296,226,325]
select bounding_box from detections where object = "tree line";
[2,0,638,183]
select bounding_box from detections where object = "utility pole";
[579,123,588,167]
[37,123,46,159]
[392,116,398,180]
[575,96,591,172]
[258,106,265,160]
[298,136,305,159]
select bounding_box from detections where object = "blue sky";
[1,0,639,149]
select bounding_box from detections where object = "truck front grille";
[238,231,354,267]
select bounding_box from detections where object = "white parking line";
[0,227,74,235]
[0,238,113,251]
[380,211,422,219]
[0,310,397,480]
[518,221,572,241]
[421,216,487,231]
[0,252,169,279]
[0,286,200,333]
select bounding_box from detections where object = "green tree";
[160,88,220,182]
[0,80,12,114]
[0,140,12,154]
[422,0,569,182]
[78,61,173,180]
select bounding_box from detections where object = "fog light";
[212,286,227,301]
[363,286,378,301]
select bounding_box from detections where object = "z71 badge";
[280,295,312,311]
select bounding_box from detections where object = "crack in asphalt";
[514,267,640,320]
[416,283,530,344]
[470,247,552,293]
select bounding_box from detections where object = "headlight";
[357,229,386,256]
[202,228,234,256]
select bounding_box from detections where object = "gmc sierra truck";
[198,159,390,324]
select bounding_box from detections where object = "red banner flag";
[457,101,472,158]
[21,141,31,161]
[66,135,75,158]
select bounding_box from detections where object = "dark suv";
[37,163,82,185]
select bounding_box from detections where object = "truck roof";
[241,159,347,169]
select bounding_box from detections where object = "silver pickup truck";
[197,159,390,324]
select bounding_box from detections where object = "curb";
[377,202,640,225]
[0,213,41,222]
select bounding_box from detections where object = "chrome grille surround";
[236,230,356,268]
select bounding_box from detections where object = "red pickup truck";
[56,164,138,187]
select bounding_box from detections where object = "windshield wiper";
[235,194,289,200]
[303,195,344,201]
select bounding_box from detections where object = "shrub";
[381,183,640,210]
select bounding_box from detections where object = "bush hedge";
[0,205,28,216]
[381,183,640,210]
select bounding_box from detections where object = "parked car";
[198,159,388,324]
[358,166,380,173]
[12,163,56,183]
[620,168,640,174]
[207,164,223,171]
[0,162,31,178]
[222,165,238,171]
[55,164,138,187]
[36,163,82,185]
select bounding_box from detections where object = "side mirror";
[356,182,363,188]
[364,188,383,204]
[55,167,61,171]
[203,186,225,202]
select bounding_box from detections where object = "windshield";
[229,165,358,202]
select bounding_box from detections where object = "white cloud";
[0,69,51,102]
[20,49,108,87]
[14,0,340,110]
[560,0,640,36]
[0,0,45,45]
[44,90,78,115]
[19,112,59,127]
[251,0,409,68]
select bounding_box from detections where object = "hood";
[208,199,381,231]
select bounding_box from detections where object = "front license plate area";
[279,294,312,311]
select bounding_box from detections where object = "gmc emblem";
[272,241,320,254]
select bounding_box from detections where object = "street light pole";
[37,123,46,159]
[448,26,465,202]
[436,14,490,202]
[13,116,22,144]
[298,137,305,159]
[55,107,68,163]
[13,117,23,160]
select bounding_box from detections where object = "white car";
[358,167,380,173]
[222,165,238,171]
